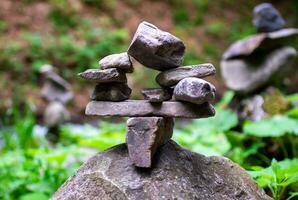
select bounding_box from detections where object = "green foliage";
[205,21,226,37]
[250,159,298,200]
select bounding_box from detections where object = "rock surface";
[221,46,298,94]
[174,77,216,105]
[156,63,216,87]
[52,140,272,200]
[253,3,285,33]
[141,88,172,102]
[99,52,134,73]
[78,68,127,83]
[222,28,298,60]
[91,83,132,101]
[44,101,70,127]
[85,100,215,118]
[126,117,174,168]
[127,21,185,71]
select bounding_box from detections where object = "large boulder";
[52,140,271,200]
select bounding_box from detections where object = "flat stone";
[141,88,172,102]
[221,46,298,94]
[91,83,131,101]
[127,21,185,71]
[78,68,127,83]
[85,100,215,118]
[222,28,298,60]
[156,63,216,87]
[173,77,216,104]
[99,52,134,73]
[126,117,174,168]
[253,3,285,33]
[53,140,271,200]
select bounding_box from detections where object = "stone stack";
[220,3,298,94]
[79,21,216,168]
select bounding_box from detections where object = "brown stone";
[78,68,127,83]
[85,100,215,118]
[126,117,174,168]
[91,83,131,101]
[99,52,134,73]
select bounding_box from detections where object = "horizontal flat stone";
[78,68,127,83]
[141,88,172,102]
[99,52,133,73]
[91,83,131,101]
[128,21,185,71]
[223,28,298,60]
[156,63,216,87]
[86,100,215,118]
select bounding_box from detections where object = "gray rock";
[223,28,298,60]
[127,21,185,71]
[78,68,127,83]
[91,83,132,101]
[221,46,298,94]
[173,77,216,105]
[44,101,70,127]
[156,63,216,87]
[52,140,272,200]
[126,117,174,168]
[99,52,134,73]
[253,3,285,33]
[141,88,172,102]
[85,100,215,118]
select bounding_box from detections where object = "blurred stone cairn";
[221,3,298,95]
[53,22,271,199]
[40,64,73,142]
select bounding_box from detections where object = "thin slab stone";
[126,117,174,168]
[222,28,298,60]
[85,100,215,118]
[156,63,216,87]
[127,21,185,71]
[78,68,127,83]
[253,3,285,33]
[91,83,131,101]
[141,88,172,102]
[99,52,134,73]
[173,77,216,105]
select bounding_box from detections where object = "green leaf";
[19,192,48,200]
[244,116,298,137]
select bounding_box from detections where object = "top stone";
[253,3,285,33]
[99,52,134,73]
[127,21,185,71]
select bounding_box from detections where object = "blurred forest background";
[0,0,298,200]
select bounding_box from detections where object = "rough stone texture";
[174,77,216,105]
[156,63,216,87]
[222,28,298,60]
[78,68,127,83]
[221,46,298,94]
[253,3,285,33]
[126,117,174,168]
[141,88,172,102]
[99,52,134,73]
[127,21,185,71]
[52,140,272,200]
[85,100,215,118]
[91,83,131,101]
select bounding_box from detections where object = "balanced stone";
[222,28,298,60]
[91,83,131,101]
[86,100,215,118]
[99,52,134,73]
[53,140,271,200]
[78,68,127,83]
[127,21,185,71]
[141,88,172,102]
[174,77,216,105]
[221,46,297,94]
[156,63,216,87]
[253,3,285,33]
[126,117,174,168]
